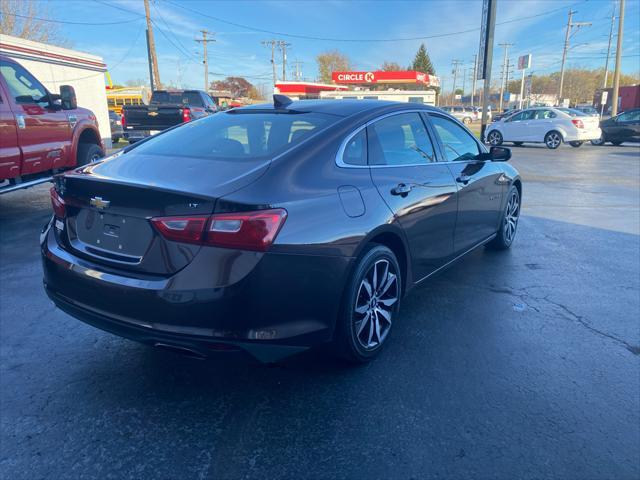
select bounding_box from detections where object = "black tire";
[77,143,104,166]
[611,140,623,146]
[487,185,520,250]
[544,131,562,149]
[487,130,503,146]
[590,134,606,146]
[569,141,583,148]
[333,245,402,363]
[513,142,524,146]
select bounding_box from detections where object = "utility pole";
[498,43,513,112]
[143,0,161,89]
[195,30,215,92]
[145,30,155,91]
[262,40,278,87]
[471,54,478,107]
[558,10,591,104]
[292,59,304,81]
[504,60,514,107]
[451,60,462,104]
[611,0,625,116]
[462,67,467,99]
[603,2,616,88]
[278,41,291,81]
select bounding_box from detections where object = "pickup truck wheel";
[77,143,104,166]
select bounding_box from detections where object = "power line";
[0,11,141,25]
[152,2,199,61]
[47,25,145,83]
[167,0,588,43]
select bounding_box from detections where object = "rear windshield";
[151,91,201,105]
[558,108,587,117]
[130,111,335,159]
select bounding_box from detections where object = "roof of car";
[238,99,439,117]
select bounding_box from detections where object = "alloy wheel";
[545,132,561,149]
[504,190,520,244]
[488,131,502,145]
[353,259,398,350]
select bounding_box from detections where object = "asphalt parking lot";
[1,143,639,479]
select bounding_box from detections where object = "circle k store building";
[275,70,440,105]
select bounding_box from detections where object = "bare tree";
[0,0,70,46]
[381,61,402,71]
[316,50,351,83]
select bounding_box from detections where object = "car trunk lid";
[57,151,269,275]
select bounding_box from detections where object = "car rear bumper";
[123,130,151,142]
[41,222,353,362]
[565,128,602,142]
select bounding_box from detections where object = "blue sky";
[49,0,640,92]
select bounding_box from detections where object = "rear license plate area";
[72,208,153,258]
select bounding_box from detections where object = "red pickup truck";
[0,55,104,193]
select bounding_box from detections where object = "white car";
[439,106,475,124]
[485,107,601,149]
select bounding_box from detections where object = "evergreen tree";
[411,44,435,75]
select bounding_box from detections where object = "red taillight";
[50,186,65,218]
[206,209,288,252]
[572,119,584,129]
[150,209,287,252]
[121,113,126,128]
[150,216,207,244]
[182,108,192,123]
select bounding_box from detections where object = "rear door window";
[509,110,535,122]
[151,91,202,105]
[131,111,335,159]
[533,109,557,120]
[367,112,436,165]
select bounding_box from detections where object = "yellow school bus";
[106,87,145,115]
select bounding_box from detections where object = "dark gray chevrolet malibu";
[42,96,521,363]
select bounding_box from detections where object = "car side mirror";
[48,93,62,110]
[490,146,511,162]
[60,85,77,110]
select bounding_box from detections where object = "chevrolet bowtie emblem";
[148,111,159,116]
[90,196,110,210]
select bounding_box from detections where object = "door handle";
[391,183,413,196]
[456,174,471,185]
